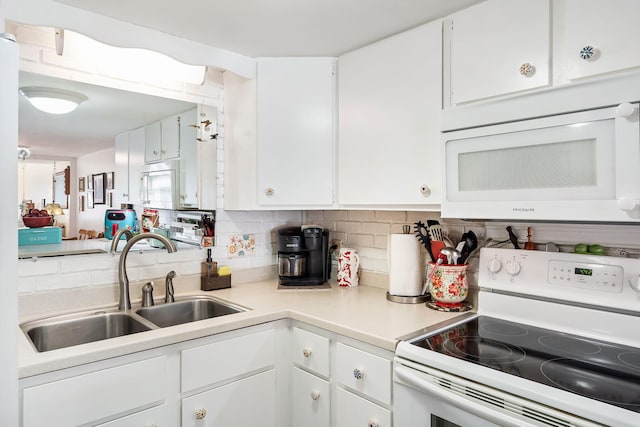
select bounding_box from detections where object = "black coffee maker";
[278,225,330,286]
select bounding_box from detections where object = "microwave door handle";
[394,365,537,427]
[141,173,150,204]
[615,102,640,211]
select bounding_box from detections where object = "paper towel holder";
[386,292,430,304]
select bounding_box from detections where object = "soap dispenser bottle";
[200,248,219,290]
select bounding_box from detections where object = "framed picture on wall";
[79,195,85,212]
[106,172,114,190]
[79,177,85,192]
[87,191,94,209]
[93,173,106,204]
[87,175,93,190]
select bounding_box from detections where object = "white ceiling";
[54,0,483,57]
[19,72,195,158]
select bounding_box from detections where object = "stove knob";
[505,260,522,277]
[487,258,502,274]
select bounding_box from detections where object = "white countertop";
[18,279,470,378]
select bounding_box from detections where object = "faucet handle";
[142,282,155,307]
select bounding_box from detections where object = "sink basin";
[22,312,152,352]
[135,297,246,328]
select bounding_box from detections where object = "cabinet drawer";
[336,387,391,427]
[291,367,330,427]
[96,403,170,426]
[22,356,167,427]
[182,369,276,427]
[181,329,275,393]
[335,342,391,405]
[292,326,330,377]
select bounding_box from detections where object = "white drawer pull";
[353,368,364,380]
[195,408,207,419]
[311,390,320,400]
[302,347,312,358]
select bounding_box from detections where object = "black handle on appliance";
[506,226,520,249]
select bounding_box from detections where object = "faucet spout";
[110,228,135,253]
[117,232,177,310]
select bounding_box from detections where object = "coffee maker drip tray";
[277,282,331,291]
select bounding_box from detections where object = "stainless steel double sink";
[21,296,247,352]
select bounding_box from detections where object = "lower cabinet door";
[291,367,330,427]
[336,387,391,427]
[181,369,276,427]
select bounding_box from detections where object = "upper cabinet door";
[256,58,336,207]
[144,121,162,163]
[564,0,640,80]
[448,0,550,105]
[160,113,181,160]
[338,21,442,208]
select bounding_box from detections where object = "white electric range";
[394,247,640,427]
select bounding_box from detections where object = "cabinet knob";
[419,184,431,197]
[153,150,159,155]
[311,390,320,401]
[353,368,364,380]
[519,62,535,77]
[580,45,597,60]
[368,421,379,427]
[302,347,312,358]
[161,149,166,154]
[122,193,128,197]
[194,408,207,419]
[265,187,275,197]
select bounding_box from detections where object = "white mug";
[337,247,360,287]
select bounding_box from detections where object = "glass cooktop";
[411,315,640,412]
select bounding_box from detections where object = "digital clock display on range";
[574,267,593,276]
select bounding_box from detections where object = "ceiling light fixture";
[19,86,87,114]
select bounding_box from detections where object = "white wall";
[75,147,115,235]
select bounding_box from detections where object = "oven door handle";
[394,365,536,427]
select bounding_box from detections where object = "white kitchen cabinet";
[446,0,550,105]
[289,323,394,427]
[338,20,442,208]
[20,323,283,427]
[563,0,640,81]
[22,356,168,427]
[336,387,391,427]
[182,370,276,427]
[256,57,336,207]
[145,114,180,163]
[291,367,330,427]
[114,126,145,206]
[179,104,217,210]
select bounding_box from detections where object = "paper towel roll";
[388,234,423,296]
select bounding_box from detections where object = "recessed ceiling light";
[19,86,87,114]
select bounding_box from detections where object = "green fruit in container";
[574,243,588,254]
[588,244,605,255]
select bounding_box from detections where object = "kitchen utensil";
[506,226,520,249]
[414,221,435,261]
[524,227,536,250]
[402,224,411,234]
[439,247,460,265]
[422,257,443,295]
[430,223,453,247]
[459,230,478,264]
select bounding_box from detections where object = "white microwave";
[442,102,640,222]
[140,160,179,209]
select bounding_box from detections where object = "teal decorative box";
[18,227,63,246]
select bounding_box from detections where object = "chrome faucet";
[117,232,177,310]
[165,270,176,303]
[110,228,134,253]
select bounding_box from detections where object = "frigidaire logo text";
[512,207,535,212]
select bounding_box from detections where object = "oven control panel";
[478,248,640,309]
[547,260,623,293]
